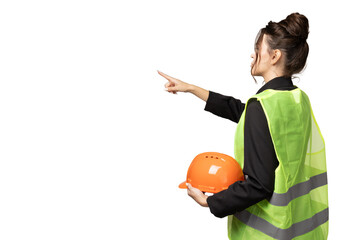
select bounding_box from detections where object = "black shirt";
[205,76,297,218]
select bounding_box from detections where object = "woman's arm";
[204,91,245,123]
[158,70,245,122]
[206,100,279,218]
[188,84,209,102]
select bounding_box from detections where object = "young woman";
[158,12,328,240]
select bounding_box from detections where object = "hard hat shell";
[179,152,244,193]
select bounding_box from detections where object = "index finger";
[157,70,178,83]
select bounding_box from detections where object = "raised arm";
[158,70,245,123]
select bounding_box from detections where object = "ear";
[271,49,282,65]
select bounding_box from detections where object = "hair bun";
[281,12,309,41]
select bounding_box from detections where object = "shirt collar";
[256,76,294,94]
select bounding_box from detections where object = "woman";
[158,12,328,240]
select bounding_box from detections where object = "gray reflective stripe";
[234,208,329,240]
[270,172,327,206]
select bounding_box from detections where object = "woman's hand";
[157,70,192,94]
[187,183,209,207]
[157,70,209,101]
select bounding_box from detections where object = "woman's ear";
[271,49,282,65]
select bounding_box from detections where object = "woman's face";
[250,34,272,77]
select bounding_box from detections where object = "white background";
[0,0,358,239]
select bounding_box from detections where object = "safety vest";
[230,88,328,240]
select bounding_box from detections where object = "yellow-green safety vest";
[230,88,328,240]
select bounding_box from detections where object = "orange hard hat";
[179,152,244,193]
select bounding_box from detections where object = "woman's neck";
[262,70,284,83]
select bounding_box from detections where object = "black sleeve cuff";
[204,90,219,112]
[203,90,245,123]
[207,194,227,218]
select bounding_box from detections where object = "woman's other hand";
[187,183,209,207]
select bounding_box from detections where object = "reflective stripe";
[270,172,327,206]
[234,208,329,240]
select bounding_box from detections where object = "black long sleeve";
[203,77,296,218]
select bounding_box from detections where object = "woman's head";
[251,12,309,81]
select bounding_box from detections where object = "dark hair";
[251,12,309,80]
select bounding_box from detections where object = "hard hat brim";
[178,181,187,189]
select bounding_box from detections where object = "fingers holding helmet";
[186,183,209,207]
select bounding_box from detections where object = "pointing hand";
[157,70,191,94]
